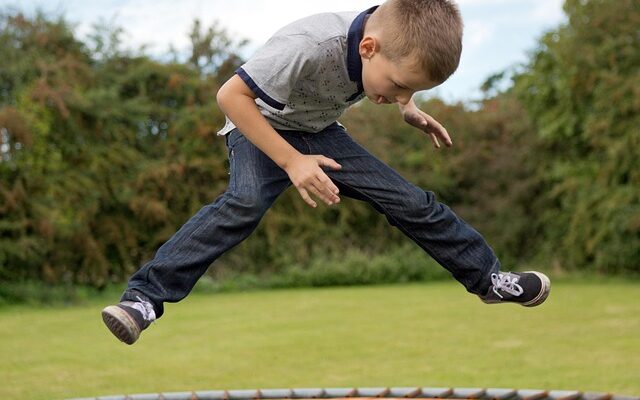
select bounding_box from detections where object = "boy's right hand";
[283,154,342,208]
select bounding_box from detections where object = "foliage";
[513,0,640,273]
[0,12,242,286]
[1,0,638,292]
[197,244,449,293]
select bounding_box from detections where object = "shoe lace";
[132,296,156,322]
[491,273,524,298]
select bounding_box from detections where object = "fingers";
[424,117,452,147]
[311,179,340,205]
[435,126,452,147]
[417,118,441,148]
[315,167,340,195]
[410,110,453,148]
[291,156,341,208]
[316,156,342,171]
[297,188,317,208]
[314,156,341,200]
[429,132,441,149]
[296,179,340,208]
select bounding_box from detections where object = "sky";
[0,0,566,102]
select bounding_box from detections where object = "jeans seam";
[332,176,491,291]
[139,191,236,291]
[329,176,455,273]
[313,130,493,291]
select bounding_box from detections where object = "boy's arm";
[216,75,341,208]
[399,98,453,149]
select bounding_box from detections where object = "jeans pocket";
[225,130,238,175]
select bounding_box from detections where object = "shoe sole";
[101,305,141,345]
[520,271,551,307]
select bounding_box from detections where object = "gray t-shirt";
[218,6,378,135]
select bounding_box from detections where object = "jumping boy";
[102,0,551,345]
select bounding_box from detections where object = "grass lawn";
[0,280,638,400]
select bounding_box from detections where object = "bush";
[194,245,451,294]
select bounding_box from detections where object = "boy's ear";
[359,36,379,59]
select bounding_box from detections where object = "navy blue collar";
[347,5,378,97]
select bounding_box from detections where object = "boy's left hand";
[401,103,453,149]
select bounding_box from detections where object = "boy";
[102,0,550,345]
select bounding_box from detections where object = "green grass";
[0,281,638,400]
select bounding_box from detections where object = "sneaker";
[479,271,551,307]
[101,296,156,344]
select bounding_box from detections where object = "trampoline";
[67,386,639,400]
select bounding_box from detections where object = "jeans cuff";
[471,258,501,295]
[120,289,160,316]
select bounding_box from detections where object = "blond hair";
[371,0,463,83]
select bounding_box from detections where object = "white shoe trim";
[521,271,551,307]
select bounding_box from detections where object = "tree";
[188,19,248,78]
[514,0,640,273]
[0,12,243,285]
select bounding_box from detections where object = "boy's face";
[359,37,438,105]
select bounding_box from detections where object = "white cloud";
[67,0,376,55]
[0,0,565,101]
[464,21,494,50]
[532,0,565,24]
[457,0,513,5]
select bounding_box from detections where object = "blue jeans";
[122,123,500,317]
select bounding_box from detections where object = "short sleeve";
[236,34,317,111]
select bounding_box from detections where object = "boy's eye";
[393,82,409,90]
